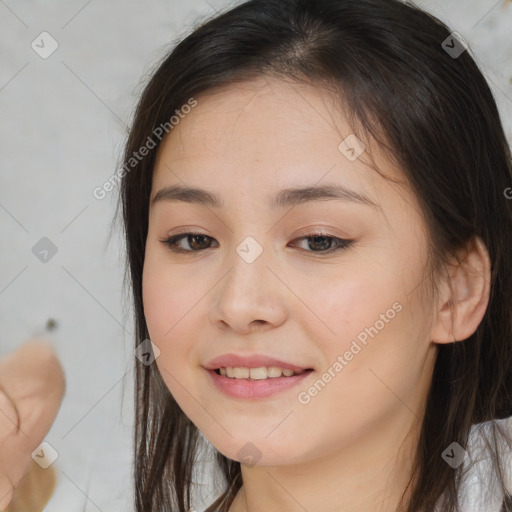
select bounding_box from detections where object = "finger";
[0,339,66,440]
[0,473,15,511]
[0,339,65,511]
[0,386,19,440]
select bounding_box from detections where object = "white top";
[199,417,512,512]
[453,416,512,512]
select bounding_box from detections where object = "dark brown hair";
[114,0,512,510]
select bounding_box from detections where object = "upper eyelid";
[166,231,344,242]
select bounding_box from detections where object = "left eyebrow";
[271,184,380,210]
[150,183,381,211]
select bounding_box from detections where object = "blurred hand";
[0,340,65,511]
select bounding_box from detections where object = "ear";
[430,236,491,344]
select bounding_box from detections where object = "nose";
[209,240,289,334]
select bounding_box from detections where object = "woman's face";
[142,77,439,467]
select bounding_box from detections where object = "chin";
[202,431,300,467]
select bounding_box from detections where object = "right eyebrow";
[151,185,224,208]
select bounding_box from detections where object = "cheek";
[141,250,210,397]
[294,255,428,408]
[141,258,193,399]
[142,250,199,340]
[142,264,194,411]
[297,261,402,354]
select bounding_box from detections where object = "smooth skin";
[142,77,491,511]
[0,340,65,511]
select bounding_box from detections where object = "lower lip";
[205,369,313,399]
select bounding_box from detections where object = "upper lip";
[204,353,312,373]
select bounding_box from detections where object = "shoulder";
[455,417,512,512]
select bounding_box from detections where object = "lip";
[203,353,312,373]
[205,368,313,399]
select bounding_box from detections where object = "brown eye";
[290,233,353,254]
[161,233,217,253]
[306,235,334,251]
[187,234,213,250]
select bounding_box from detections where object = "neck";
[228,407,421,512]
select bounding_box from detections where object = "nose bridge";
[210,231,287,331]
[225,233,270,295]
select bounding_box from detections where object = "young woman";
[119,0,512,510]
[1,0,511,511]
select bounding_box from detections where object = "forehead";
[151,76,407,211]
[159,77,352,162]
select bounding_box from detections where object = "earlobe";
[430,236,491,344]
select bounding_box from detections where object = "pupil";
[190,235,209,250]
[309,236,331,251]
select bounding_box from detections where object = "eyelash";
[160,231,354,255]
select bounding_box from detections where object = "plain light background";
[0,0,511,510]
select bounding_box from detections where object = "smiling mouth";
[213,367,314,380]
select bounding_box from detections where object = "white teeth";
[217,366,301,379]
[233,367,250,379]
[267,366,284,378]
[249,367,268,380]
